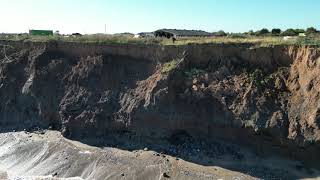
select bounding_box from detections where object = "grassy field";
[1,33,320,46]
[162,36,320,46]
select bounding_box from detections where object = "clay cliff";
[0,41,320,165]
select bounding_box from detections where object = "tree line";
[213,27,319,37]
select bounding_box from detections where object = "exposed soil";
[1,41,320,179]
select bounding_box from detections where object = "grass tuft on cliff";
[161,60,178,74]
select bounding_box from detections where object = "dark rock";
[162,172,170,178]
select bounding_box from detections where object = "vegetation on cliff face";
[248,69,273,88]
[161,60,178,74]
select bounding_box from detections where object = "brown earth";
[0,40,320,178]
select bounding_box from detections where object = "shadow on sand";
[68,130,320,180]
[1,127,319,180]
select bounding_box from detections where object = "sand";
[0,131,318,180]
[0,131,258,180]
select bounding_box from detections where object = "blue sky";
[1,0,319,34]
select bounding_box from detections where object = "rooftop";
[155,29,212,36]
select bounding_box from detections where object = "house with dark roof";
[154,29,212,38]
[137,32,155,38]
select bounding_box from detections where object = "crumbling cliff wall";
[1,40,320,164]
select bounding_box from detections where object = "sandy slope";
[0,131,319,180]
[0,131,258,180]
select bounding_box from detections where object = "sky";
[0,0,319,34]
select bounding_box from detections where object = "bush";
[294,29,305,34]
[247,30,255,36]
[161,60,178,74]
[249,69,272,87]
[228,33,246,38]
[281,29,298,36]
[184,68,206,79]
[271,29,281,35]
[256,28,270,36]
[306,27,318,35]
[214,30,227,36]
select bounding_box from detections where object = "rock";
[192,85,198,91]
[201,83,205,89]
[162,172,170,178]
[184,88,190,95]
[275,77,285,90]
[143,147,148,151]
[192,78,198,84]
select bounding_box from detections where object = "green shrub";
[294,29,305,34]
[271,29,281,35]
[249,69,272,87]
[306,27,318,35]
[214,30,227,36]
[281,29,298,36]
[295,37,320,45]
[256,28,270,36]
[184,68,206,78]
[228,33,246,38]
[161,60,178,74]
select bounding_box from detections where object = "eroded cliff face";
[0,41,320,162]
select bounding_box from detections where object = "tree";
[271,29,281,35]
[256,28,269,36]
[247,30,255,36]
[214,30,227,36]
[281,29,298,36]
[294,29,305,34]
[306,27,318,35]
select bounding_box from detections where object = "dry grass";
[161,36,320,46]
[1,33,320,46]
[0,34,160,45]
